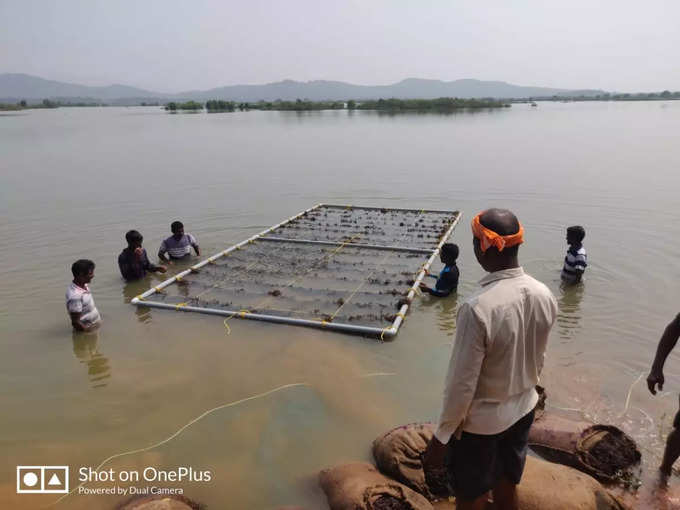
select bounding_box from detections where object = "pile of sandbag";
[320,421,630,510]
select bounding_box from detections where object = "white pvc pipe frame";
[131,204,461,339]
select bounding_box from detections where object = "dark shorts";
[445,409,535,501]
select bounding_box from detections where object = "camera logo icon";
[16,466,69,494]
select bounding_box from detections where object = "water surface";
[2,102,680,508]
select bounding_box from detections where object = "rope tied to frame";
[175,302,187,311]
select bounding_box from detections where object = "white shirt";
[435,267,557,443]
[65,282,101,326]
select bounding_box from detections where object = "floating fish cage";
[131,204,461,338]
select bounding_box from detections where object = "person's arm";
[648,314,680,394]
[423,304,486,470]
[425,267,458,297]
[189,234,200,256]
[572,252,587,282]
[143,249,166,274]
[70,312,97,332]
[158,240,171,263]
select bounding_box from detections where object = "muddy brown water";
[2,102,680,508]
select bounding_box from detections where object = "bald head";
[479,208,521,236]
[473,208,522,271]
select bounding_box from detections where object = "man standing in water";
[647,313,680,478]
[118,230,167,281]
[423,209,557,510]
[66,259,101,332]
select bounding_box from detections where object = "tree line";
[162,97,506,113]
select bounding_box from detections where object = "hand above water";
[647,369,664,395]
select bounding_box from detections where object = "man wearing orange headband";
[424,209,557,510]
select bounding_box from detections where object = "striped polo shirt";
[561,245,587,281]
[159,233,198,259]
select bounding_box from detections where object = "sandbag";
[372,423,628,510]
[319,462,434,510]
[430,457,628,510]
[117,495,200,510]
[372,422,438,499]
[528,412,640,482]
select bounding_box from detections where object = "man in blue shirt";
[118,230,167,281]
[420,243,459,297]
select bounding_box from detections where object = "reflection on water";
[71,331,111,389]
[122,280,153,323]
[556,281,584,340]
[418,290,459,338]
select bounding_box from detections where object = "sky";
[1,0,679,93]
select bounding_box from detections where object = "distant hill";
[191,78,604,102]
[0,73,606,104]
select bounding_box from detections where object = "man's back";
[467,267,557,401]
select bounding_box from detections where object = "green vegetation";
[356,97,507,111]
[0,98,62,111]
[164,101,203,111]
[206,100,236,112]
[237,99,346,111]
[538,91,680,102]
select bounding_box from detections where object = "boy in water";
[419,243,459,297]
[158,220,200,263]
[118,230,166,281]
[561,226,587,283]
[66,259,101,331]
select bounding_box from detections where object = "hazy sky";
[2,0,679,92]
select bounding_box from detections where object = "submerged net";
[137,205,460,334]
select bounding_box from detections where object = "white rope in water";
[47,372,395,508]
[620,371,645,418]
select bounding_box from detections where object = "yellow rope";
[47,373,397,509]
[396,312,405,320]
[326,209,425,323]
[135,295,144,301]
[223,319,231,335]
[251,233,362,317]
[175,302,187,310]
[175,275,182,281]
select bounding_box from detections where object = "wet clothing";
[159,233,198,259]
[435,267,557,443]
[65,282,101,326]
[561,244,587,282]
[446,409,535,501]
[118,247,158,281]
[426,264,459,297]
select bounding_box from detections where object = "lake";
[2,101,680,509]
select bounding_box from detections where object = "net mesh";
[141,205,460,331]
